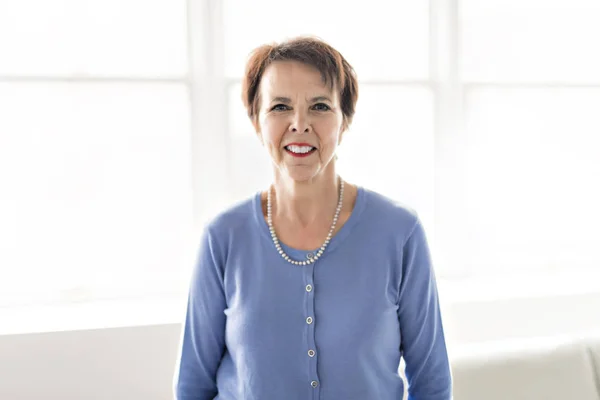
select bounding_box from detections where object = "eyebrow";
[270,96,333,104]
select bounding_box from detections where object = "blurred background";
[1,0,600,399]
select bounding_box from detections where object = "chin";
[282,166,321,183]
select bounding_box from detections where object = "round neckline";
[253,185,367,262]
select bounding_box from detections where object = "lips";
[284,143,317,158]
[285,148,317,158]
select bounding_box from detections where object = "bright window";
[2,0,599,312]
[0,0,192,308]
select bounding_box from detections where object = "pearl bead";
[267,177,344,266]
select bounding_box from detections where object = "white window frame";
[3,0,599,334]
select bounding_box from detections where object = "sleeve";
[174,226,227,400]
[397,217,453,400]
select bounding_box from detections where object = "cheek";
[317,120,342,147]
[260,117,286,149]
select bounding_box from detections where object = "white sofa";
[450,335,600,400]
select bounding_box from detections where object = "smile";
[284,144,317,158]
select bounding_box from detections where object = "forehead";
[260,61,335,97]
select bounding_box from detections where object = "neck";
[270,169,340,228]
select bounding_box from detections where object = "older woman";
[174,37,452,399]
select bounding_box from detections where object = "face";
[255,61,344,183]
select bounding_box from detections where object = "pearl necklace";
[267,177,345,266]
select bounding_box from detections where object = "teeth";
[286,145,314,154]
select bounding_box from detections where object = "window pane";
[0,0,187,76]
[223,0,429,81]
[338,85,435,232]
[464,88,600,274]
[461,0,600,82]
[227,83,272,201]
[0,83,193,307]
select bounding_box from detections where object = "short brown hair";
[241,36,359,132]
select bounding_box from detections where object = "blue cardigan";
[175,186,452,399]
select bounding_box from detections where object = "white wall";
[1,291,600,400]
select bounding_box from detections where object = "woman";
[174,36,452,399]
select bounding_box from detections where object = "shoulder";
[360,187,421,244]
[195,193,259,266]
[203,193,258,240]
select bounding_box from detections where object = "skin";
[255,60,357,251]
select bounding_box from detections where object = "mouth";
[284,144,317,158]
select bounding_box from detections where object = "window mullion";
[431,0,470,278]
[187,0,230,230]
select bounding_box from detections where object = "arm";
[397,218,452,400]
[174,226,227,400]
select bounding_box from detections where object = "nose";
[289,110,311,134]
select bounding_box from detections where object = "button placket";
[304,261,320,394]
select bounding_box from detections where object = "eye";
[313,103,331,111]
[271,104,290,111]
